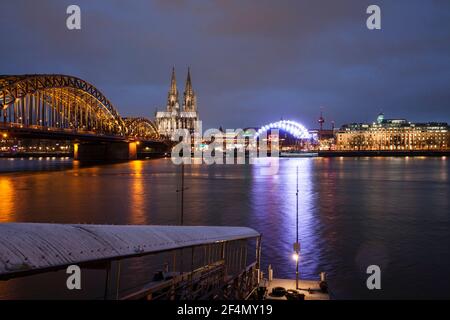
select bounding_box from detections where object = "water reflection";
[129,160,149,225]
[0,157,449,299]
[250,159,322,279]
[0,178,15,222]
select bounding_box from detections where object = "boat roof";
[0,223,259,278]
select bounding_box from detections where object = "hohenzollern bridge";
[0,74,167,160]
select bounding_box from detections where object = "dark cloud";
[1,0,449,129]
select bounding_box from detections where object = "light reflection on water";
[250,158,322,282]
[0,157,449,299]
[0,178,15,221]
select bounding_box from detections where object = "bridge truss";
[124,117,160,141]
[0,75,160,141]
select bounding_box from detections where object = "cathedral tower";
[156,67,200,138]
[183,68,196,112]
[167,67,179,112]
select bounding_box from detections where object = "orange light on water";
[73,143,79,160]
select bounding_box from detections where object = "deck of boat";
[264,278,330,300]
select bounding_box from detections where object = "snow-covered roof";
[0,223,259,278]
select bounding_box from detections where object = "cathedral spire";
[185,67,193,96]
[157,67,199,138]
[183,67,196,112]
[167,66,179,112]
[170,66,177,96]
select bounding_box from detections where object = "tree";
[391,134,403,150]
[349,134,366,150]
[366,135,375,150]
[425,136,437,150]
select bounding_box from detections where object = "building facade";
[336,113,450,151]
[155,68,199,139]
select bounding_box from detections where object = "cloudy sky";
[1,0,449,129]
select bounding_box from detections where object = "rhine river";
[0,157,449,299]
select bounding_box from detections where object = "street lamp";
[294,166,300,290]
[293,242,300,289]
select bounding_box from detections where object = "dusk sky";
[1,0,449,129]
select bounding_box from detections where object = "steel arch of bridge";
[0,74,126,136]
[124,117,160,140]
[255,120,312,139]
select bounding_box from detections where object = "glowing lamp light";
[292,253,299,262]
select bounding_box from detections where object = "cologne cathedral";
[155,67,199,139]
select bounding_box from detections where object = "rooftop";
[0,223,259,279]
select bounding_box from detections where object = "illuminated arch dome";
[255,120,311,140]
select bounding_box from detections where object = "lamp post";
[294,166,300,290]
[176,161,189,225]
[175,161,188,273]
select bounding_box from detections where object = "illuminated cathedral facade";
[155,67,199,139]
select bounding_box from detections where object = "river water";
[0,157,449,299]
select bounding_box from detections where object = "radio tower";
[318,110,325,131]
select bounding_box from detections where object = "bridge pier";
[137,141,171,158]
[74,142,137,161]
